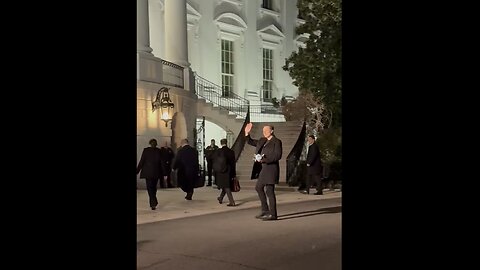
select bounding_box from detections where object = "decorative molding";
[295,33,309,41]
[187,3,201,19]
[295,41,307,49]
[215,12,247,44]
[294,33,309,49]
[214,12,248,29]
[187,3,201,30]
[187,24,200,41]
[217,0,243,7]
[296,18,306,27]
[258,24,285,37]
[257,24,285,46]
[260,7,280,19]
[216,22,243,38]
[239,32,245,48]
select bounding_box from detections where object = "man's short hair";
[149,139,157,145]
[308,135,315,140]
[220,138,227,145]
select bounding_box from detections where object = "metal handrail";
[194,73,250,118]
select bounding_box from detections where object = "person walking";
[213,138,236,206]
[173,139,199,200]
[300,135,324,195]
[136,139,163,210]
[159,141,175,188]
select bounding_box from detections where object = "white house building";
[137,0,305,185]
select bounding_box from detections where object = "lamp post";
[196,138,203,152]
[193,116,206,184]
[152,87,175,127]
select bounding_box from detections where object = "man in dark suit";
[159,141,175,188]
[204,139,219,186]
[213,138,237,206]
[301,134,324,195]
[245,123,282,221]
[173,139,199,200]
[136,139,163,210]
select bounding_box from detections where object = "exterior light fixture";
[152,87,175,127]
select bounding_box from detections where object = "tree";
[282,91,341,164]
[283,0,342,128]
[283,0,342,171]
[282,91,329,133]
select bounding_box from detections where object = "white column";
[149,0,165,58]
[244,0,262,104]
[164,0,190,67]
[137,0,153,55]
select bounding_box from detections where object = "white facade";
[137,0,304,186]
[149,0,302,103]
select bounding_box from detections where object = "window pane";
[221,40,234,95]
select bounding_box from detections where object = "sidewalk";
[137,186,342,225]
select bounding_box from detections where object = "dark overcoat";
[246,135,282,184]
[173,145,199,192]
[306,143,323,176]
[159,146,174,176]
[136,147,163,179]
[212,146,236,189]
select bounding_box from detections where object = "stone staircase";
[235,121,304,191]
[196,97,245,137]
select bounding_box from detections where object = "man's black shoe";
[255,213,268,219]
[261,214,277,221]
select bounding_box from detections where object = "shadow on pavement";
[232,195,263,206]
[277,205,342,220]
[137,240,153,248]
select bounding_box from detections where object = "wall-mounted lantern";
[152,87,175,127]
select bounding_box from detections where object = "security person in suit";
[213,138,237,206]
[136,139,163,210]
[159,141,175,188]
[245,123,282,221]
[301,135,324,195]
[173,139,199,200]
[204,139,219,186]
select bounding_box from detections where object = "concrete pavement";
[137,185,342,225]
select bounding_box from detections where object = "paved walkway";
[137,186,342,224]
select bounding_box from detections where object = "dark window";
[262,0,272,10]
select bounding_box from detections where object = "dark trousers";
[306,174,323,193]
[185,188,194,200]
[206,160,213,185]
[219,187,235,204]
[146,178,159,207]
[160,166,174,188]
[255,182,277,217]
